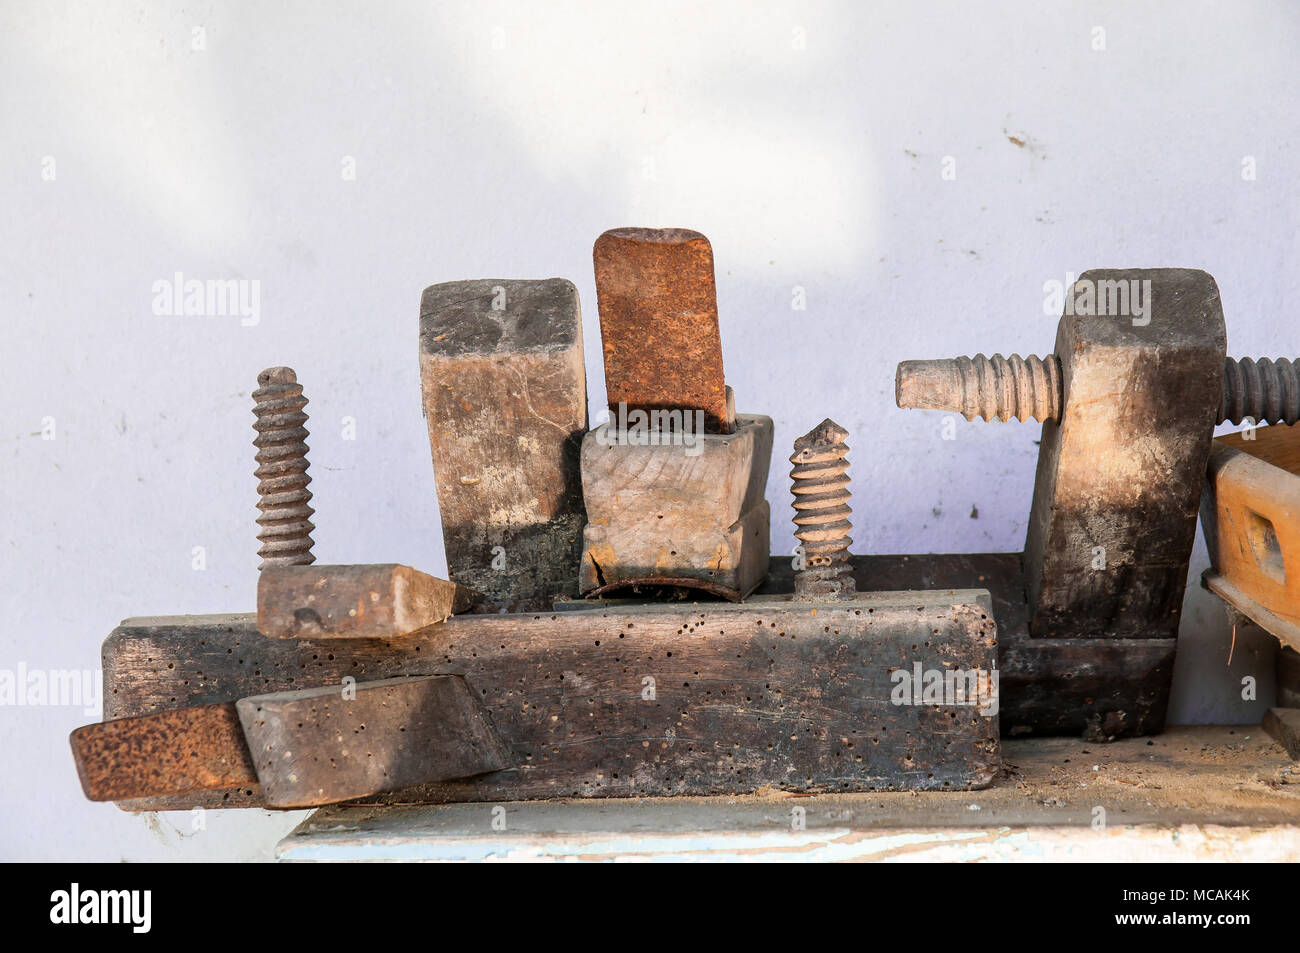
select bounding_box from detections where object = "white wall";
[2,1,1296,861]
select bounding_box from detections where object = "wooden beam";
[101,592,1000,809]
[762,552,1176,738]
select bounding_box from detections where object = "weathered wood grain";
[419,278,587,607]
[579,414,772,599]
[97,548,1176,822]
[257,564,473,639]
[761,552,1176,739]
[237,676,511,807]
[102,592,1000,809]
[1217,421,1300,475]
[1024,269,1226,640]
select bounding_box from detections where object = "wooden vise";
[896,268,1297,738]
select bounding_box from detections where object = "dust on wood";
[102,592,1000,809]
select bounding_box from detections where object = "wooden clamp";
[1201,423,1300,650]
[1022,270,1227,641]
[894,269,1231,737]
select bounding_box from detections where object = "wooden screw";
[791,418,855,600]
[897,353,1299,425]
[252,366,315,570]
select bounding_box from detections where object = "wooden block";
[99,551,1178,775]
[70,702,257,802]
[593,227,734,434]
[257,564,473,639]
[419,278,587,608]
[578,413,772,598]
[1262,707,1300,759]
[1201,425,1300,645]
[1217,420,1300,474]
[102,591,1000,809]
[761,552,1176,739]
[236,676,511,808]
[1024,269,1227,639]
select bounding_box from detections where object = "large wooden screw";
[898,353,1299,425]
[252,366,316,570]
[790,418,855,600]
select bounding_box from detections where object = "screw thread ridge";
[790,418,855,599]
[951,353,1062,422]
[1220,357,1300,425]
[253,366,315,569]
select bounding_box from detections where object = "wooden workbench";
[276,726,1300,862]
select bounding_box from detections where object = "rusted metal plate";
[419,278,587,609]
[593,227,733,434]
[257,563,474,639]
[70,702,257,802]
[235,675,511,808]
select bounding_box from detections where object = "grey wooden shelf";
[276,726,1300,862]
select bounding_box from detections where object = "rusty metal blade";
[70,703,257,802]
[593,227,733,433]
